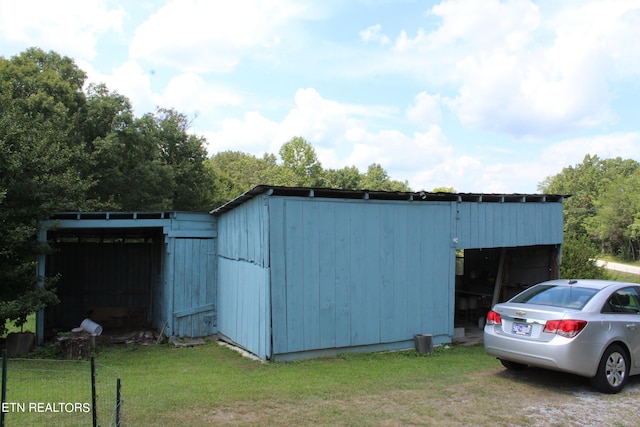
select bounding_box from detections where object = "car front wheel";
[591,344,628,394]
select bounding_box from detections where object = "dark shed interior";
[454,245,560,328]
[44,227,163,335]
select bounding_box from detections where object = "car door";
[602,287,640,369]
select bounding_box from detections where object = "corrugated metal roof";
[209,185,568,215]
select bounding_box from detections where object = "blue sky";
[2,0,640,193]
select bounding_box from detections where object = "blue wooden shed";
[37,212,217,343]
[37,186,565,361]
[211,186,566,361]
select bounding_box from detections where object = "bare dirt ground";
[485,367,640,427]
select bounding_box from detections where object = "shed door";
[172,238,216,337]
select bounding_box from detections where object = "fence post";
[115,378,121,427]
[91,356,97,427]
[1,349,7,427]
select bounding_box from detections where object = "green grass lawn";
[4,341,501,426]
[1,313,36,338]
[606,270,640,283]
[96,341,497,426]
[7,333,640,426]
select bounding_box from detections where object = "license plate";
[511,322,532,336]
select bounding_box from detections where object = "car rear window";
[510,284,599,309]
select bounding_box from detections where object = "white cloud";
[202,87,568,193]
[205,111,280,155]
[443,45,616,135]
[129,0,314,73]
[440,0,640,135]
[206,88,365,160]
[406,91,442,127]
[551,0,640,78]
[542,132,640,171]
[349,127,451,169]
[373,0,640,138]
[278,88,359,145]
[359,24,390,45]
[79,59,155,115]
[81,60,245,121]
[161,73,243,115]
[425,0,541,53]
[0,0,125,60]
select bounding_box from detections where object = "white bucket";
[81,318,103,335]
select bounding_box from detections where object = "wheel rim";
[605,351,626,387]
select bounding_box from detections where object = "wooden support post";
[492,248,507,308]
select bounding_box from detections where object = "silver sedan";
[484,279,640,393]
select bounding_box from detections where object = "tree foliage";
[207,138,411,202]
[85,89,214,211]
[323,166,362,190]
[540,154,640,272]
[539,154,639,239]
[278,136,323,187]
[142,108,215,211]
[363,163,411,192]
[585,169,640,259]
[559,233,606,280]
[207,151,279,193]
[0,48,91,334]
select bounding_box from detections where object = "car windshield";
[509,284,599,309]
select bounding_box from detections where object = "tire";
[591,344,628,394]
[500,359,528,371]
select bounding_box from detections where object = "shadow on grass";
[494,364,640,395]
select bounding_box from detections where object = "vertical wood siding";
[269,197,455,357]
[153,242,171,331]
[171,237,217,337]
[217,258,270,359]
[216,196,271,358]
[455,201,563,249]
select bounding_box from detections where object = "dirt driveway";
[486,366,640,427]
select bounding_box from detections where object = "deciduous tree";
[0,48,91,333]
[278,137,323,187]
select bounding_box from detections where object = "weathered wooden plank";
[391,206,409,340]
[379,204,397,343]
[349,202,368,346]
[216,257,270,359]
[405,205,423,337]
[333,203,352,348]
[363,203,381,344]
[318,202,337,349]
[284,200,305,352]
[269,197,287,355]
[302,201,320,350]
[174,303,214,318]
